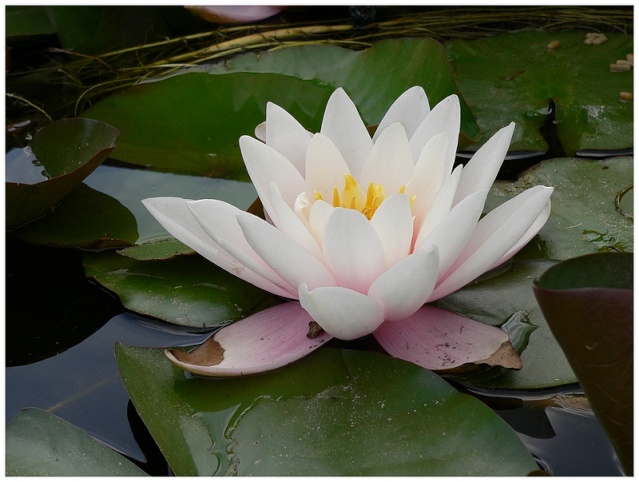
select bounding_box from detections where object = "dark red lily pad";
[533,252,633,475]
[6,118,119,230]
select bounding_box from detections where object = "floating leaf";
[117,237,194,261]
[486,157,633,260]
[446,30,633,154]
[116,344,538,476]
[6,118,119,230]
[6,408,148,476]
[533,252,633,475]
[82,39,479,177]
[83,250,280,328]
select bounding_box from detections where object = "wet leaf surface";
[6,407,148,476]
[116,344,538,476]
[533,252,633,475]
[446,30,633,155]
[486,156,633,260]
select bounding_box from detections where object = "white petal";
[305,133,351,202]
[374,305,517,370]
[307,199,335,246]
[239,135,306,216]
[267,183,324,260]
[453,122,515,205]
[254,121,266,142]
[165,302,332,377]
[359,122,414,194]
[409,94,460,176]
[185,199,297,297]
[265,102,312,177]
[320,87,373,178]
[404,132,449,232]
[490,197,552,270]
[414,164,462,246]
[374,86,430,142]
[431,185,554,300]
[236,212,337,290]
[367,246,439,321]
[143,197,294,297]
[298,284,384,340]
[416,190,487,278]
[369,194,414,267]
[323,208,386,293]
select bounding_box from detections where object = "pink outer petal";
[374,305,511,370]
[165,302,332,377]
[298,284,385,340]
[185,6,286,24]
[142,197,293,298]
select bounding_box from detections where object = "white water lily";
[143,86,552,376]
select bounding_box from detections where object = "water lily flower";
[143,86,553,376]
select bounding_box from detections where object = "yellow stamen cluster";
[315,174,411,220]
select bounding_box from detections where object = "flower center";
[316,174,406,220]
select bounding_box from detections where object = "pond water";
[5,236,623,476]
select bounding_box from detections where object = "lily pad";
[486,156,633,260]
[533,252,633,475]
[116,343,538,476]
[82,39,479,177]
[6,118,119,230]
[436,259,577,390]
[446,30,633,154]
[83,250,280,328]
[6,407,148,476]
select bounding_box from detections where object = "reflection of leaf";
[6,408,148,476]
[446,30,633,154]
[533,252,633,475]
[6,118,119,230]
[486,157,633,260]
[83,250,280,328]
[116,344,538,476]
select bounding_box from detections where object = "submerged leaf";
[533,252,633,475]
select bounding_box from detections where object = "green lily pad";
[13,164,256,249]
[436,259,577,389]
[203,38,480,146]
[446,30,633,154]
[83,250,279,328]
[116,343,538,476]
[6,118,119,230]
[6,407,148,476]
[486,156,633,260]
[533,252,633,475]
[82,39,479,177]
